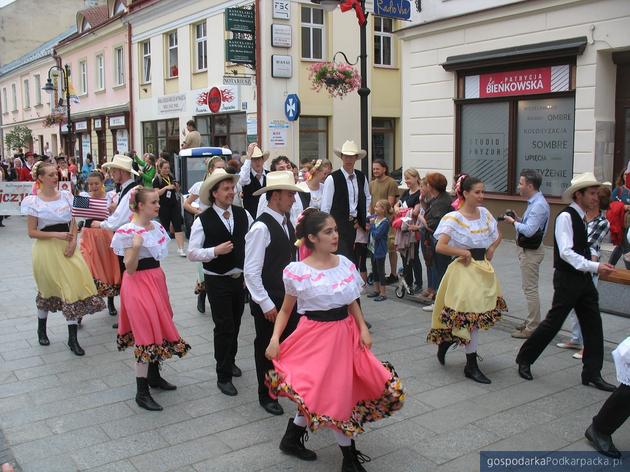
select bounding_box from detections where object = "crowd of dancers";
[18,141,630,468]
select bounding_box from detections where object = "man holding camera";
[501,170,550,339]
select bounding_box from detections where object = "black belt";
[137,258,160,271]
[305,305,349,322]
[41,223,70,232]
[470,248,487,261]
[84,219,103,227]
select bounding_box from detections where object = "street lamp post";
[43,64,74,157]
[311,0,370,175]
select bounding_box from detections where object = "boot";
[279,418,317,461]
[147,362,176,390]
[464,353,491,384]
[196,291,206,314]
[437,341,454,365]
[107,297,118,316]
[37,318,50,346]
[350,440,371,472]
[67,324,85,356]
[135,377,163,411]
[340,446,361,471]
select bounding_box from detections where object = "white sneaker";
[422,303,434,312]
[177,248,186,257]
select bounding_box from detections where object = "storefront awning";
[442,36,588,71]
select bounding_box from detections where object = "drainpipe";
[126,21,134,154]
[255,0,261,142]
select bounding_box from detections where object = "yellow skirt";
[33,238,105,320]
[426,258,507,346]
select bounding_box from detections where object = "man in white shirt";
[244,171,305,417]
[516,172,616,392]
[188,169,253,397]
[256,155,304,226]
[239,143,268,218]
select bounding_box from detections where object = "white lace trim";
[613,337,630,386]
[111,222,170,260]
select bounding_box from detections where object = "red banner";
[479,67,552,98]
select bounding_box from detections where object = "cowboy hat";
[562,172,602,202]
[253,171,306,196]
[199,168,240,206]
[102,154,139,176]
[250,146,269,160]
[333,140,367,159]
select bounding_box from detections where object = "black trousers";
[516,270,604,378]
[205,274,245,383]
[593,384,630,435]
[250,298,299,403]
[336,218,357,265]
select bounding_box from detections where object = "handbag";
[517,227,545,250]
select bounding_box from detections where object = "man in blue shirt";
[503,170,550,338]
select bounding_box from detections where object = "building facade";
[128,0,403,171]
[399,0,630,220]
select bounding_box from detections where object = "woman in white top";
[296,159,328,210]
[20,162,105,355]
[426,175,506,384]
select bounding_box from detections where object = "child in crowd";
[368,199,392,302]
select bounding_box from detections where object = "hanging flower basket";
[42,113,66,128]
[308,61,361,99]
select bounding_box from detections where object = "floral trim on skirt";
[36,293,105,321]
[426,296,506,346]
[94,279,120,298]
[267,362,405,436]
[117,332,191,363]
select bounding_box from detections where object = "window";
[196,113,247,152]
[194,22,207,72]
[374,17,393,66]
[114,46,125,86]
[11,83,17,111]
[301,6,324,60]
[372,118,395,170]
[456,64,576,197]
[141,41,151,84]
[142,119,180,157]
[2,88,7,113]
[79,60,88,94]
[96,54,105,90]
[299,116,328,161]
[166,31,178,78]
[34,74,41,105]
[23,79,30,108]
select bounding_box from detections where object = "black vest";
[553,206,591,274]
[257,212,296,303]
[329,169,367,227]
[299,191,311,209]
[199,205,248,274]
[242,171,266,219]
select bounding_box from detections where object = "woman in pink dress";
[265,208,404,472]
[111,186,191,411]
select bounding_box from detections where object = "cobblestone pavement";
[0,216,627,471]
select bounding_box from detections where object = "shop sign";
[81,134,91,160]
[109,115,126,128]
[374,0,411,21]
[271,24,292,48]
[193,86,240,114]
[225,7,255,34]
[273,0,290,20]
[271,55,292,78]
[269,120,289,149]
[208,87,222,113]
[116,129,129,154]
[223,76,252,86]
[75,121,88,132]
[93,118,103,130]
[158,93,187,115]
[465,65,570,99]
[226,39,255,65]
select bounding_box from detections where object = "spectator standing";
[153,160,186,256]
[608,164,630,268]
[181,120,202,149]
[133,153,157,188]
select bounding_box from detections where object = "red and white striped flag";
[72,195,109,220]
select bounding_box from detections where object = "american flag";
[72,195,109,220]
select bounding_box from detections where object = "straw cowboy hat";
[253,171,306,196]
[562,172,602,202]
[333,140,367,159]
[250,146,270,160]
[199,168,239,206]
[102,154,139,176]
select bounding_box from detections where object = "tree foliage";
[4,125,33,151]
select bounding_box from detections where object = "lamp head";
[42,78,55,95]
[310,0,340,12]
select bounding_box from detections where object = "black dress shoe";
[585,424,621,459]
[217,380,238,396]
[231,364,242,377]
[196,292,206,314]
[582,374,616,392]
[112,323,118,329]
[518,363,533,380]
[365,320,372,330]
[260,399,284,416]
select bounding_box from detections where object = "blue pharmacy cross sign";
[284,94,300,121]
[374,0,412,21]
